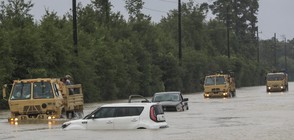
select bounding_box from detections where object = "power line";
[143,6,168,13]
[158,0,177,4]
[158,0,210,5]
[144,0,214,13]
[259,31,273,40]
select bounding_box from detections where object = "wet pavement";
[1,83,294,140]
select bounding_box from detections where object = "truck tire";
[66,111,74,119]
[232,91,236,97]
[75,111,84,119]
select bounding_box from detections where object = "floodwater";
[1,83,294,140]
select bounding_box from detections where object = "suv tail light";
[150,105,165,122]
[150,106,157,122]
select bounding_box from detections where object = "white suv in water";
[62,103,168,130]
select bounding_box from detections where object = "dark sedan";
[151,91,189,112]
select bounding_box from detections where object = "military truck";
[266,72,288,92]
[2,78,84,123]
[203,72,236,98]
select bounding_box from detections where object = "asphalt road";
[1,83,294,140]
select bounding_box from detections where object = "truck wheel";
[75,111,84,119]
[66,111,74,119]
[232,91,236,97]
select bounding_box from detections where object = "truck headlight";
[9,117,18,122]
[223,92,228,96]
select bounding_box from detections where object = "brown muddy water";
[1,83,294,140]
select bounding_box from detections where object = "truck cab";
[203,73,236,98]
[266,72,288,92]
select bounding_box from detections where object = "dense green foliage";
[0,0,293,108]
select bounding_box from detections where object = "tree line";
[0,0,293,108]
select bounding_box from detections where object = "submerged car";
[151,91,189,112]
[62,103,168,130]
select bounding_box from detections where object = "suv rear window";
[153,105,164,115]
[115,107,144,117]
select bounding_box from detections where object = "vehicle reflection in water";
[10,121,18,125]
[267,91,285,95]
[8,119,66,129]
[203,97,232,100]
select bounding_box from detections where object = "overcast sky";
[26,0,294,41]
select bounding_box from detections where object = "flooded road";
[1,83,294,140]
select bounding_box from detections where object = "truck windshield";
[10,83,31,100]
[33,82,54,99]
[205,76,226,85]
[267,74,285,81]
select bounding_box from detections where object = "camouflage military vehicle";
[266,72,288,92]
[2,78,84,123]
[203,72,236,98]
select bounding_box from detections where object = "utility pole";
[274,33,276,68]
[73,0,78,56]
[256,28,261,85]
[178,0,182,65]
[226,5,230,59]
[256,27,259,63]
[284,37,287,71]
[233,0,239,39]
